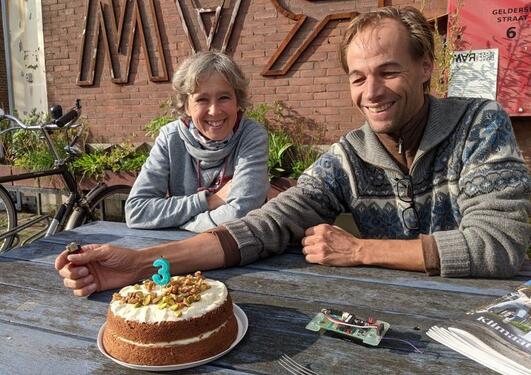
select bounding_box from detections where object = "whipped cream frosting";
[110,278,228,323]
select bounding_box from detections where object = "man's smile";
[364,102,395,113]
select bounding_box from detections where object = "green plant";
[431,0,467,98]
[290,145,322,179]
[0,109,81,171]
[245,103,270,127]
[71,150,107,180]
[267,131,292,178]
[144,97,177,138]
[71,143,148,180]
[0,108,148,180]
[247,101,325,180]
[145,115,176,139]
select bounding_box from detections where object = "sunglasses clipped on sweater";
[395,177,419,230]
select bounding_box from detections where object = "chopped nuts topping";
[112,271,210,315]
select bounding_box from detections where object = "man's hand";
[302,224,426,272]
[207,179,233,210]
[54,244,141,297]
[302,224,364,266]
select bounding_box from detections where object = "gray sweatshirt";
[125,117,269,232]
[224,97,530,278]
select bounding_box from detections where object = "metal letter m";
[77,0,168,86]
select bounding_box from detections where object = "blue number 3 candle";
[152,258,171,286]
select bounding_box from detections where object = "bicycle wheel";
[0,185,17,253]
[65,185,131,229]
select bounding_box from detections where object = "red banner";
[448,0,530,116]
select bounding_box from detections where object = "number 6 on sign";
[152,258,171,285]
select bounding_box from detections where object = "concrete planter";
[267,176,297,200]
[1,166,137,191]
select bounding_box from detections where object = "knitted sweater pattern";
[225,96,530,277]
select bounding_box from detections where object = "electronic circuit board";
[305,308,390,346]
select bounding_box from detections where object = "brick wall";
[41,0,530,161]
[0,10,9,112]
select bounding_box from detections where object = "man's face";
[346,19,433,135]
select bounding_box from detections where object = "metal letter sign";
[262,0,357,76]
[175,0,242,53]
[77,0,168,86]
[77,0,391,85]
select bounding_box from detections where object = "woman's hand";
[54,244,141,296]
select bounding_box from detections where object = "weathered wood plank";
[0,258,519,322]
[0,284,495,375]
[0,222,511,375]
[41,221,195,243]
[0,322,254,375]
[2,236,170,264]
[6,221,523,296]
[244,254,528,296]
[0,260,511,370]
[204,267,519,321]
[3,236,524,299]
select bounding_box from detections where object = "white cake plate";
[97,304,248,371]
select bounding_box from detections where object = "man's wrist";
[136,243,188,280]
[356,239,377,266]
[136,247,165,280]
[355,238,424,272]
[135,233,226,279]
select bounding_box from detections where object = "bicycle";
[0,100,131,252]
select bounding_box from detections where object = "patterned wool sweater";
[224,96,530,278]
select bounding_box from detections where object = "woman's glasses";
[395,177,419,230]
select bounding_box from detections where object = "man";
[56,6,530,296]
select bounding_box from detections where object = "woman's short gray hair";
[172,51,250,116]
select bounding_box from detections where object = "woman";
[125,51,269,232]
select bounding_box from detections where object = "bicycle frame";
[0,101,88,242]
[0,101,131,250]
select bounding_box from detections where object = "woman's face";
[186,72,239,140]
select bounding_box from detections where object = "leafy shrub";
[144,115,176,139]
[247,101,325,180]
[144,97,177,139]
[0,109,80,171]
[267,131,293,178]
[71,144,148,180]
[430,2,468,98]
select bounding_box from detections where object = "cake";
[102,271,238,365]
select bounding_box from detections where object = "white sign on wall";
[8,0,48,115]
[448,48,499,100]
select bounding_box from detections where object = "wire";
[381,337,423,354]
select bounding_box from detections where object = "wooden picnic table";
[0,221,527,375]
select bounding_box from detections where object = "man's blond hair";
[339,6,434,92]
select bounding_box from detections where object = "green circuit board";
[305,308,390,346]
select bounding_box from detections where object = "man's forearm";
[361,238,425,272]
[136,233,226,279]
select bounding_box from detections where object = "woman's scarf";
[177,114,244,170]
